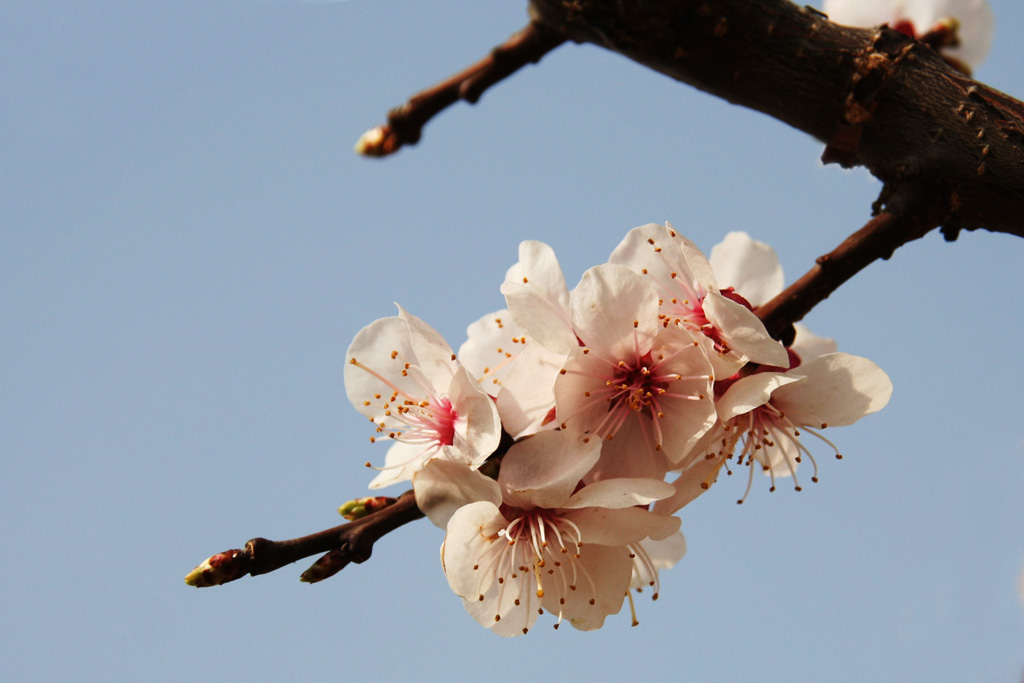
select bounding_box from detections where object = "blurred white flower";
[823,0,994,70]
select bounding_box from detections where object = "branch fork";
[185,491,423,587]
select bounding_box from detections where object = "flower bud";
[300,549,349,584]
[354,125,392,157]
[338,496,396,521]
[184,549,248,588]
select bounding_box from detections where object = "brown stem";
[756,182,946,341]
[356,21,565,157]
[185,490,424,587]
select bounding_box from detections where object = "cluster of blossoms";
[344,224,892,636]
[823,0,994,72]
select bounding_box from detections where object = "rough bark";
[528,0,1024,241]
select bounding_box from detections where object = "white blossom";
[554,263,717,471]
[709,352,893,501]
[340,221,898,635]
[610,223,788,377]
[416,430,679,635]
[344,307,501,488]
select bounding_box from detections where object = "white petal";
[695,333,747,380]
[397,306,459,388]
[499,430,601,509]
[568,506,682,545]
[501,241,575,355]
[562,477,674,509]
[772,352,893,427]
[457,308,522,396]
[653,454,728,514]
[790,323,837,362]
[672,224,720,291]
[823,0,907,30]
[413,458,501,528]
[552,347,614,435]
[912,0,994,68]
[446,365,502,468]
[551,544,632,632]
[587,417,672,481]
[609,222,718,299]
[824,0,993,68]
[608,223,682,286]
[571,264,659,356]
[702,291,789,367]
[754,426,804,479]
[650,337,718,463]
[442,501,507,601]
[367,441,425,489]
[640,531,687,570]
[344,315,422,420]
[709,231,784,306]
[494,342,565,439]
[630,530,687,592]
[715,372,806,422]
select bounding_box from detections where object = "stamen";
[627,590,639,627]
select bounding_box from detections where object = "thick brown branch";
[356,21,565,157]
[357,1,1024,237]
[185,490,424,587]
[517,0,1024,240]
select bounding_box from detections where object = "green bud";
[338,496,395,520]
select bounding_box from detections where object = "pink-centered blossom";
[553,262,717,471]
[706,352,893,502]
[415,430,680,635]
[609,224,788,377]
[344,307,501,489]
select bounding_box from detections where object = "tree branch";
[193,0,1024,591]
[185,490,424,587]
[358,1,1010,240]
[355,20,565,157]
[525,0,1024,238]
[755,181,945,341]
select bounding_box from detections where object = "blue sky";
[3,1,1023,681]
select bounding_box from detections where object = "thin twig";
[756,182,947,342]
[355,21,565,157]
[185,490,424,587]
